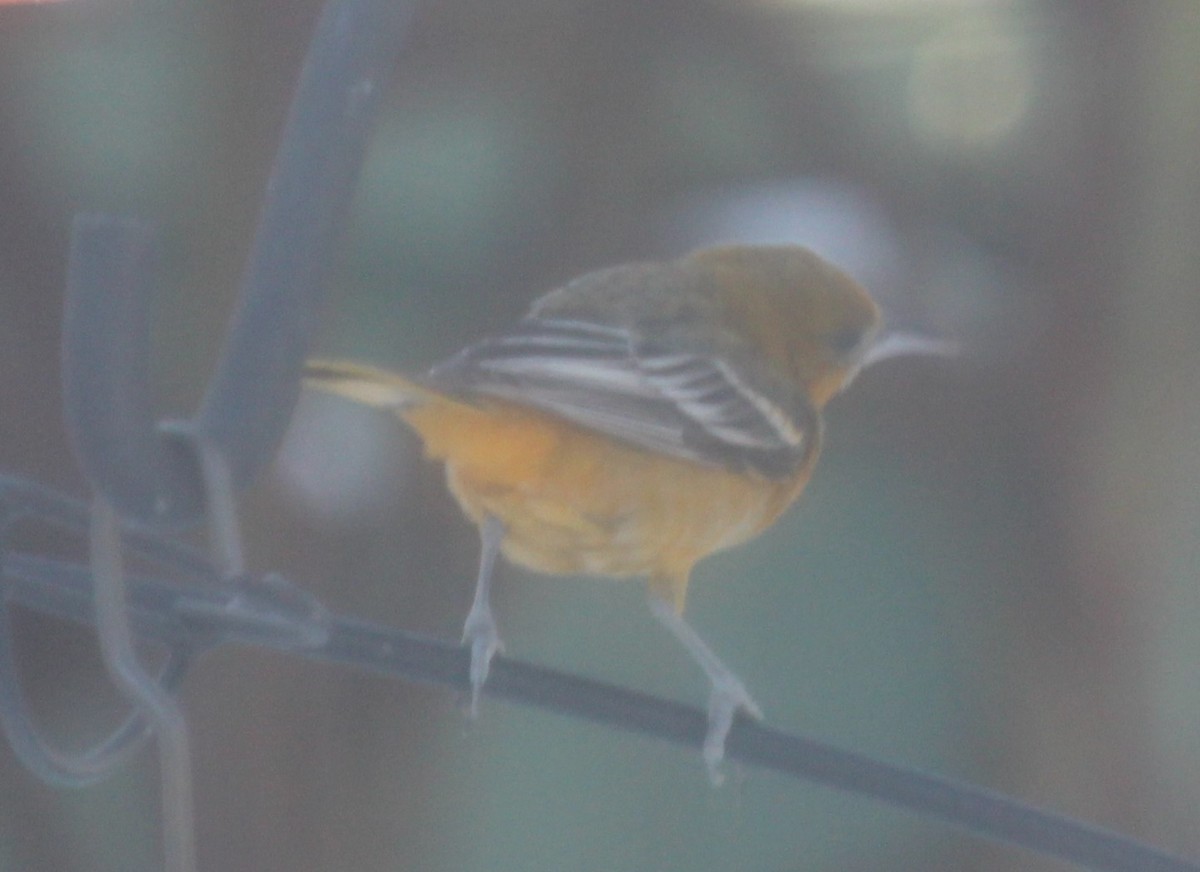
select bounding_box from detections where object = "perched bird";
[305,244,945,781]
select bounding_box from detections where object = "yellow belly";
[401,395,812,609]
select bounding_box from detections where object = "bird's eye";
[827,326,867,356]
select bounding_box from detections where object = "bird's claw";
[462,611,504,718]
[703,674,763,786]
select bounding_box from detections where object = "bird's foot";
[461,608,504,718]
[703,669,764,785]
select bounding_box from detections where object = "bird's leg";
[461,514,505,717]
[648,596,763,784]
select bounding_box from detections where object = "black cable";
[0,489,1194,872]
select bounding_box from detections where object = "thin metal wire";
[157,423,246,578]
[0,498,1196,872]
[83,421,252,872]
[0,599,188,788]
[0,479,194,788]
[90,498,196,872]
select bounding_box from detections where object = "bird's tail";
[303,359,439,409]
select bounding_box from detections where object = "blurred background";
[1,0,1198,870]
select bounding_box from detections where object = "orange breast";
[400,394,813,608]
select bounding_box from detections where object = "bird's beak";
[861,330,958,370]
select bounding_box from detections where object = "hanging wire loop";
[0,478,196,788]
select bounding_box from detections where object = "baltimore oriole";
[304,244,946,781]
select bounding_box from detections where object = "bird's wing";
[427,316,814,478]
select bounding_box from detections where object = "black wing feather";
[428,316,811,478]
